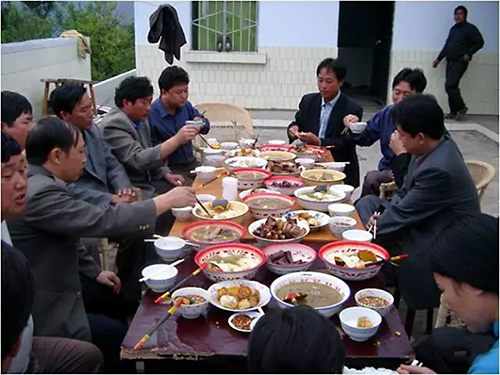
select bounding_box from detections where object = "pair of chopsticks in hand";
[367,211,382,239]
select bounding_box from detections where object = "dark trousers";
[415,326,496,373]
[445,59,469,114]
[27,336,103,373]
[360,170,394,197]
[354,194,390,225]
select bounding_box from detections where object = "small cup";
[295,158,315,169]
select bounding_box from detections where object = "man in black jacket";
[432,5,484,121]
[287,58,363,187]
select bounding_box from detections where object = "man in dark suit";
[355,94,479,311]
[287,58,363,187]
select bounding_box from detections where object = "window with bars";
[191,1,258,52]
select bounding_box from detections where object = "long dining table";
[120,176,414,372]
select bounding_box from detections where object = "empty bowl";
[194,166,217,182]
[339,306,382,342]
[154,236,186,261]
[220,142,239,150]
[328,216,357,236]
[350,122,368,134]
[355,288,394,317]
[342,229,373,242]
[172,206,193,221]
[295,158,316,169]
[171,287,210,319]
[205,155,226,167]
[196,194,216,203]
[141,264,178,292]
[328,203,356,217]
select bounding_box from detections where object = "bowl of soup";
[232,168,272,190]
[194,243,267,282]
[270,271,350,317]
[259,151,297,162]
[242,193,295,219]
[294,186,346,212]
[318,241,390,281]
[192,200,249,224]
[182,220,245,248]
[301,169,346,186]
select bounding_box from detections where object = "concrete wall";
[1,38,91,120]
[93,69,137,108]
[390,1,498,115]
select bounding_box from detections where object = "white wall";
[1,38,91,120]
[93,69,137,107]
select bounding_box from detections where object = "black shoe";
[444,113,457,120]
[455,107,468,121]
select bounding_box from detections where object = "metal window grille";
[192,1,258,52]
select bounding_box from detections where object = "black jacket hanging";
[148,4,187,64]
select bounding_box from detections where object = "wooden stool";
[41,78,97,117]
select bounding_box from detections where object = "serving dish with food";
[238,188,281,200]
[248,216,309,246]
[182,220,245,248]
[263,243,317,275]
[264,176,304,196]
[294,186,346,212]
[266,160,301,176]
[192,200,248,223]
[318,241,390,281]
[288,144,327,162]
[259,151,297,162]
[207,280,271,312]
[270,271,350,317]
[194,243,266,282]
[225,156,268,170]
[228,311,263,333]
[242,193,295,219]
[283,210,330,232]
[328,216,357,236]
[231,167,272,190]
[226,148,261,158]
[171,287,210,319]
[355,288,394,317]
[301,169,346,186]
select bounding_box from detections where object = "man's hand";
[288,125,300,140]
[343,114,360,129]
[174,125,198,144]
[96,271,121,294]
[193,117,204,133]
[397,364,436,374]
[389,131,406,156]
[463,54,470,62]
[110,192,135,205]
[166,186,197,208]
[432,58,440,68]
[365,212,381,231]
[165,173,185,187]
[297,132,320,146]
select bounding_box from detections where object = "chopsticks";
[133,297,189,350]
[174,180,213,218]
[138,259,185,282]
[251,134,260,148]
[367,211,382,235]
[197,133,215,149]
[154,264,208,304]
[151,234,201,248]
[355,254,409,268]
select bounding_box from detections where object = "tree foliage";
[1,1,135,82]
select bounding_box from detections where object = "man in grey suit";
[101,76,198,199]
[8,118,196,371]
[355,94,480,312]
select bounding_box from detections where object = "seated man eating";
[355,94,479,313]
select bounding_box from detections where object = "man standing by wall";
[432,5,484,121]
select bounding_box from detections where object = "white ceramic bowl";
[339,306,382,342]
[328,216,357,236]
[203,148,224,157]
[350,122,368,134]
[196,194,216,203]
[355,288,394,317]
[207,280,272,312]
[301,169,346,186]
[328,203,356,217]
[171,287,210,319]
[267,140,287,146]
[239,138,256,149]
[283,210,330,232]
[220,142,239,151]
[194,243,267,282]
[172,206,194,221]
[295,158,316,169]
[239,188,280,200]
[331,185,355,201]
[141,264,178,292]
[270,271,351,318]
[205,155,226,167]
[194,166,217,182]
[318,162,347,172]
[248,218,310,246]
[342,229,373,243]
[225,156,268,170]
[263,243,317,275]
[294,186,346,212]
[232,168,272,190]
[228,311,263,333]
[264,176,304,196]
[242,193,295,220]
[154,237,186,262]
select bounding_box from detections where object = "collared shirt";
[132,120,144,132]
[148,99,210,167]
[469,321,499,374]
[319,91,341,139]
[351,105,396,171]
